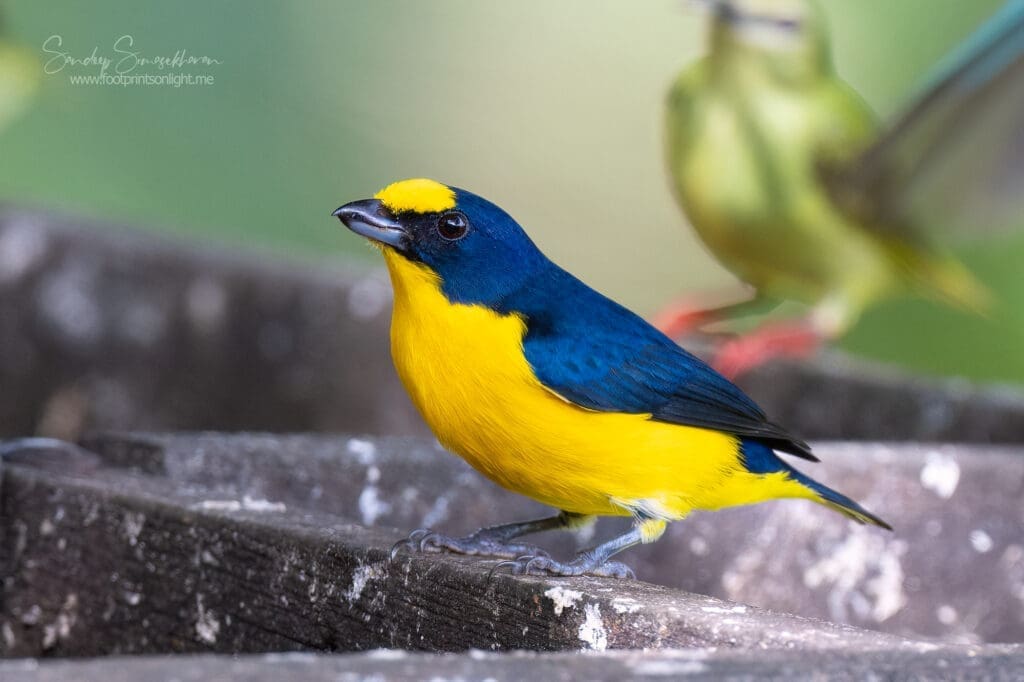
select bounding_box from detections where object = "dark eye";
[437,211,469,240]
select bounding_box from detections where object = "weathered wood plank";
[1,438,913,657]
[4,432,1024,660]
[70,432,1024,643]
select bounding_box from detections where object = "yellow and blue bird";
[334,178,889,577]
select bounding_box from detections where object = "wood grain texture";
[1,436,910,657]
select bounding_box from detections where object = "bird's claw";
[489,553,636,579]
[390,528,431,559]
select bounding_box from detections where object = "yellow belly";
[382,249,811,519]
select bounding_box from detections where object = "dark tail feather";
[741,439,892,530]
[786,465,892,530]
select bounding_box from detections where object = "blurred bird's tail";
[893,244,993,316]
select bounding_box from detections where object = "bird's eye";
[437,212,469,240]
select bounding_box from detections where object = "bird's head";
[699,0,831,84]
[333,179,549,306]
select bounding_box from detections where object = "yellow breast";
[381,249,809,519]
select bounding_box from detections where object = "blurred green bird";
[662,0,1024,377]
[0,15,40,135]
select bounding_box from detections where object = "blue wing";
[499,268,814,460]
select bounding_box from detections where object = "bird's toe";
[489,553,635,579]
[392,528,550,560]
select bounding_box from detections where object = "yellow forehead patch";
[375,178,456,214]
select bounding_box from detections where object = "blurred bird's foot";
[492,553,636,579]
[390,527,549,560]
[652,297,720,339]
[713,320,822,379]
[653,290,778,340]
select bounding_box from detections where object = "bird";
[333,178,889,578]
[0,26,39,135]
[662,0,1023,377]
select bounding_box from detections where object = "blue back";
[415,187,812,459]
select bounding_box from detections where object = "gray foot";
[391,528,550,560]
[493,553,636,579]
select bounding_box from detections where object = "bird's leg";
[494,518,667,579]
[653,290,778,340]
[391,511,592,560]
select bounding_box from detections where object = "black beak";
[332,199,408,249]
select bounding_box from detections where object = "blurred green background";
[2,0,1021,383]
